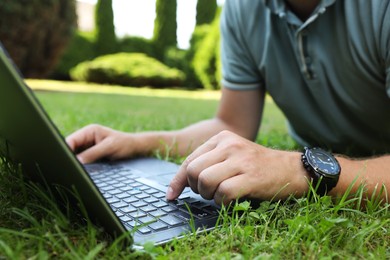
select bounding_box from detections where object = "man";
[67,0,390,205]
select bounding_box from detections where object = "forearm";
[330,155,390,201]
[132,88,264,158]
[132,117,235,158]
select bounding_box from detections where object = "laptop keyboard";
[89,167,219,235]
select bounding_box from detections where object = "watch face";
[307,148,340,176]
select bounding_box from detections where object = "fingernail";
[77,156,84,164]
[166,186,174,200]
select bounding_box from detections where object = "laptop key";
[116,193,131,199]
[123,197,138,204]
[144,188,159,195]
[178,205,211,219]
[149,221,169,231]
[172,210,192,221]
[132,201,147,208]
[108,189,124,195]
[144,197,159,204]
[135,193,150,199]
[128,189,142,195]
[137,226,151,234]
[160,216,185,226]
[119,215,132,222]
[106,197,120,204]
[129,211,147,219]
[153,192,166,199]
[138,216,156,224]
[120,206,137,214]
[202,205,219,215]
[149,210,167,218]
[112,201,128,209]
[152,200,169,208]
[140,205,157,213]
[161,205,177,213]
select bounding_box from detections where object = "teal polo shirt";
[220,0,390,156]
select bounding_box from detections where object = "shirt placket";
[281,6,328,81]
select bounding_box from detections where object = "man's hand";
[66,124,135,164]
[166,130,309,205]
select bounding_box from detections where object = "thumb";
[166,165,188,200]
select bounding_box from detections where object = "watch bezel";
[305,147,341,178]
[301,147,341,195]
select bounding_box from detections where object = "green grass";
[0,80,389,259]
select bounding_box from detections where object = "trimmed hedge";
[118,36,155,57]
[70,53,185,87]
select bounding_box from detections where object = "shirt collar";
[264,0,336,26]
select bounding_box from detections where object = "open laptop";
[0,44,221,246]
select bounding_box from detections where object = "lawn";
[0,80,388,259]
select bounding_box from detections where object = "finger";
[185,149,226,195]
[196,160,240,200]
[76,137,114,164]
[166,138,218,200]
[166,166,188,201]
[213,174,252,205]
[65,124,104,152]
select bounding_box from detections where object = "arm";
[167,131,390,204]
[66,87,264,163]
[331,155,390,201]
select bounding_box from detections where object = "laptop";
[0,44,221,246]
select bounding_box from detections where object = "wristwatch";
[301,147,341,195]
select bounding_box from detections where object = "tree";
[153,0,177,59]
[196,0,217,25]
[0,0,76,78]
[95,0,117,55]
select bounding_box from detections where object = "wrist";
[132,131,178,157]
[271,150,310,199]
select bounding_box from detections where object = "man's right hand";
[66,124,136,164]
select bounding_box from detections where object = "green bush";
[70,53,185,87]
[192,10,221,90]
[118,36,155,57]
[51,31,96,80]
[153,0,177,59]
[95,0,117,55]
[163,47,187,73]
[196,0,217,25]
[182,25,212,88]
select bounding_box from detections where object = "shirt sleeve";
[220,0,263,90]
[382,2,390,98]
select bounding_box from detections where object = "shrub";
[118,36,155,57]
[182,25,212,88]
[70,53,185,87]
[95,0,117,55]
[196,0,217,25]
[192,10,221,90]
[51,31,96,80]
[0,0,76,78]
[153,0,177,59]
